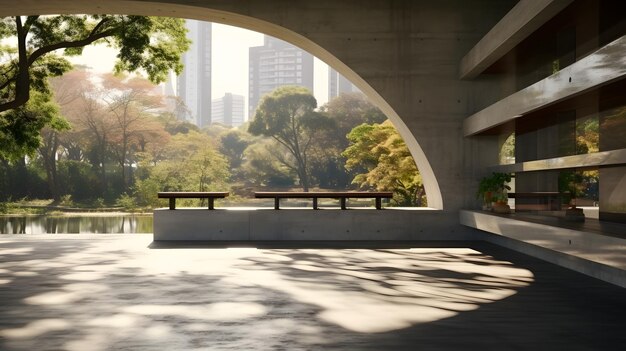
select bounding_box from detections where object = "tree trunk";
[296,158,310,192]
[98,137,107,197]
[15,157,29,199]
[41,131,60,201]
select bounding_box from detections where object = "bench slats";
[157,191,393,210]
[254,191,393,210]
[254,191,392,198]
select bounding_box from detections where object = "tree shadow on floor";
[0,239,624,350]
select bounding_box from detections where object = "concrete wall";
[154,208,481,241]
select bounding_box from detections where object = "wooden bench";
[254,191,393,210]
[157,192,229,210]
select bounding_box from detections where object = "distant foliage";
[133,131,230,207]
[343,121,425,206]
[0,63,426,208]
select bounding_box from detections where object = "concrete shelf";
[488,148,626,173]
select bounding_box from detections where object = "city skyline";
[67,22,337,122]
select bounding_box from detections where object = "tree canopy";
[0,15,189,160]
[0,90,66,161]
[343,120,425,206]
[248,86,334,191]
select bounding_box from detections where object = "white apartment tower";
[176,20,212,127]
[248,36,314,119]
[211,93,245,127]
[328,68,359,101]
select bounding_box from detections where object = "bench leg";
[376,197,382,210]
[169,198,176,210]
[313,197,318,210]
[208,198,215,210]
[274,197,280,210]
[340,198,347,210]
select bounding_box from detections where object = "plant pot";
[481,191,493,211]
[565,207,585,222]
[492,202,510,214]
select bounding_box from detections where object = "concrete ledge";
[460,0,572,79]
[464,35,626,136]
[489,148,626,173]
[153,208,478,242]
[460,210,626,287]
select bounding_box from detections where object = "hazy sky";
[68,22,331,119]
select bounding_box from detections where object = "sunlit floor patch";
[0,236,624,350]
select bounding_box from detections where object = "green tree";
[248,86,334,191]
[134,131,230,207]
[37,69,90,200]
[220,130,251,170]
[0,91,66,161]
[312,92,387,188]
[157,112,199,136]
[0,15,189,160]
[241,140,296,187]
[343,120,425,206]
[320,92,387,144]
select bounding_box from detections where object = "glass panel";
[599,166,626,223]
[576,112,599,154]
[558,169,599,210]
[599,105,626,151]
[475,0,626,112]
[513,168,600,220]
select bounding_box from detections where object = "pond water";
[0,215,153,234]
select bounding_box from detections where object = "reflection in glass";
[514,168,600,219]
[576,113,599,154]
[558,169,599,208]
[600,105,626,151]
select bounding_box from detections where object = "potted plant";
[477,172,512,213]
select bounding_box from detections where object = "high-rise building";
[159,71,178,114]
[328,68,358,101]
[248,36,314,119]
[211,93,245,127]
[176,20,212,127]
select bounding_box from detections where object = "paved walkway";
[0,235,624,350]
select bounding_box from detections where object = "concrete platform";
[153,207,476,241]
[1,235,625,350]
[460,210,626,287]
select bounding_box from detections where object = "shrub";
[116,193,137,211]
[59,194,74,207]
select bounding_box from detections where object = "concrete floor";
[0,236,624,350]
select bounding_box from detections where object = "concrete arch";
[2,0,443,209]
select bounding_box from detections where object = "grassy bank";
[0,199,152,216]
